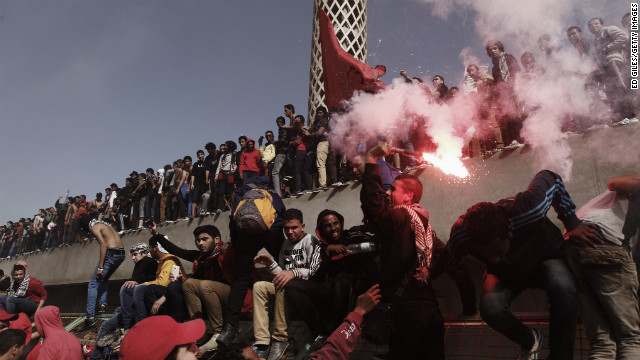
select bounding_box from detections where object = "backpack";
[233,184,277,234]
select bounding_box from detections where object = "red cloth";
[34,306,82,360]
[296,135,306,151]
[317,7,386,110]
[11,277,48,304]
[309,311,363,360]
[239,149,262,173]
[9,312,40,360]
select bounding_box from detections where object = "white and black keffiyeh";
[398,204,434,284]
[498,52,510,82]
[8,275,30,297]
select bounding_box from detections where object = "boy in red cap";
[119,316,204,360]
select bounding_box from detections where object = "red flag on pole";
[317,7,386,110]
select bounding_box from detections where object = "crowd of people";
[0,102,364,259]
[2,13,637,260]
[1,140,639,360]
[0,10,639,360]
[400,14,637,158]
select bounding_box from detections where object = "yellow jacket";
[259,143,276,165]
[143,253,185,286]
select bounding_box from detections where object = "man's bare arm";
[92,228,108,277]
[607,175,640,196]
[37,299,45,311]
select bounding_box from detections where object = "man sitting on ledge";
[0,264,46,317]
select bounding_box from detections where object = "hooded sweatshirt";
[34,306,82,360]
[239,139,262,173]
[9,312,40,360]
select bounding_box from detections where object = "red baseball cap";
[119,316,205,359]
[0,309,19,321]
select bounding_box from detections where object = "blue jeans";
[0,296,38,316]
[90,307,122,360]
[479,258,577,359]
[119,285,136,330]
[87,251,125,317]
[120,284,149,327]
[133,284,149,324]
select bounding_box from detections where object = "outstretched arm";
[309,285,381,360]
[608,175,640,196]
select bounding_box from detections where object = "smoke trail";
[329,78,481,168]
[329,0,629,180]
[412,0,629,179]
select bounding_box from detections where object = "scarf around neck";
[192,242,223,279]
[498,52,510,82]
[9,274,30,297]
[397,204,434,284]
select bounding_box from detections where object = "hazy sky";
[0,0,630,223]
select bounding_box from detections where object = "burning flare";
[422,152,469,178]
[394,147,470,178]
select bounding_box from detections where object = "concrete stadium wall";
[3,124,639,313]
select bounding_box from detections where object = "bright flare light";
[422,152,469,178]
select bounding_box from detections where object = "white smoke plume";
[329,78,479,167]
[328,0,630,180]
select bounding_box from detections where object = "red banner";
[318,7,386,110]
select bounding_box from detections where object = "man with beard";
[359,141,446,359]
[151,223,254,355]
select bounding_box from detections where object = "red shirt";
[12,277,48,304]
[296,135,307,151]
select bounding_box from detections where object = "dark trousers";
[144,282,186,323]
[225,231,283,327]
[389,299,445,360]
[294,150,313,191]
[480,258,577,359]
[330,272,378,325]
[285,279,333,335]
[215,173,234,211]
[241,170,259,186]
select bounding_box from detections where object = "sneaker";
[372,354,390,360]
[111,331,126,351]
[198,333,220,354]
[96,328,123,347]
[266,340,289,360]
[331,182,344,187]
[518,328,543,360]
[76,317,97,332]
[216,323,238,347]
[251,344,270,359]
[613,117,639,127]
[97,303,107,315]
[305,334,328,358]
[216,209,222,214]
